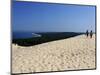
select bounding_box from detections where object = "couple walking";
[86,30,93,38]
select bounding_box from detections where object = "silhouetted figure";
[86,30,89,37]
[90,30,93,38]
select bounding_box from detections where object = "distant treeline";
[12,32,83,46]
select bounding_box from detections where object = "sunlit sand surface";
[12,34,96,73]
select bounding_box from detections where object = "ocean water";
[12,32,83,46]
[12,32,41,39]
[12,32,83,40]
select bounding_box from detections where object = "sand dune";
[12,34,96,73]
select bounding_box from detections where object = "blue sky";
[12,1,96,32]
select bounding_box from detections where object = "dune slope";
[12,34,96,73]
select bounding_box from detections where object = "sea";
[12,32,41,39]
[12,31,83,40]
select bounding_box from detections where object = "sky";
[12,1,96,32]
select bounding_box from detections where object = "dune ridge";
[12,34,96,73]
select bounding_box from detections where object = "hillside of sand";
[12,34,96,74]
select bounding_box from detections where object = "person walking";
[86,30,89,37]
[90,30,93,38]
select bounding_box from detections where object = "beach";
[12,34,96,74]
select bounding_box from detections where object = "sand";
[12,34,96,74]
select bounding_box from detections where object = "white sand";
[12,34,96,73]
